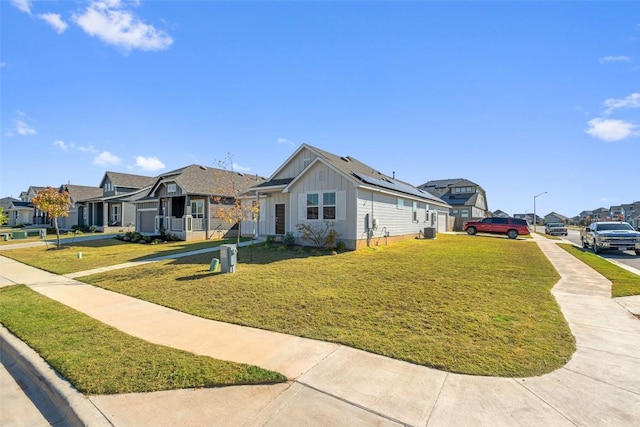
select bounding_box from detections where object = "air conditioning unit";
[424,227,436,239]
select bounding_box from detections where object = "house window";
[191,200,204,218]
[306,193,319,219]
[105,182,112,192]
[323,192,336,219]
[461,209,470,218]
[167,184,177,193]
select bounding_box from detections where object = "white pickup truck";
[580,221,640,255]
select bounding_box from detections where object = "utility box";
[220,244,238,273]
[424,227,436,239]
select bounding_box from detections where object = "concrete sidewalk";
[1,234,640,426]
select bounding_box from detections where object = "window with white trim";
[323,192,336,220]
[191,200,204,218]
[167,183,177,193]
[306,193,319,219]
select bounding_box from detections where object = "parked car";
[463,217,531,239]
[580,221,640,255]
[544,222,568,236]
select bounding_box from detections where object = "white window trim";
[299,191,346,221]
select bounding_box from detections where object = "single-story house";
[240,144,451,250]
[544,212,569,225]
[134,164,265,241]
[82,171,155,233]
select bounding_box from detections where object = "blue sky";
[1,0,638,218]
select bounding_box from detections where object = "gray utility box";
[424,227,436,239]
[220,244,238,273]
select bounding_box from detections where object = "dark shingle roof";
[60,184,103,202]
[102,171,155,189]
[154,164,265,197]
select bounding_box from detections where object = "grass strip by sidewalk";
[82,235,575,377]
[0,285,286,394]
[559,244,640,297]
[0,238,240,274]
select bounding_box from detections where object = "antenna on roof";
[392,171,395,179]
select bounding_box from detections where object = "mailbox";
[220,244,238,273]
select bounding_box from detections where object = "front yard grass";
[0,285,286,394]
[0,237,240,274]
[81,234,575,377]
[558,244,640,297]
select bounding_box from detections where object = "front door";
[275,204,285,235]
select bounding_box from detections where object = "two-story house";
[417,179,488,230]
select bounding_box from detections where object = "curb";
[0,325,112,427]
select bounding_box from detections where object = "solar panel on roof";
[352,172,442,202]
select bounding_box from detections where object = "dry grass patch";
[82,234,575,377]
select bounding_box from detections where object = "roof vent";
[200,166,207,170]
[340,156,350,162]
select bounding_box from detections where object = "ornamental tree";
[32,187,71,249]
[210,154,261,247]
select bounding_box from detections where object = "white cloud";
[94,151,122,166]
[78,145,98,153]
[134,156,165,171]
[72,0,173,53]
[585,118,638,142]
[10,112,37,136]
[38,13,68,34]
[599,55,631,64]
[10,0,31,14]
[277,137,295,146]
[54,140,75,150]
[603,93,640,115]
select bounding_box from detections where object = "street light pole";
[533,191,548,233]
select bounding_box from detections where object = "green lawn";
[559,244,640,297]
[0,285,286,394]
[79,234,575,377]
[0,237,240,274]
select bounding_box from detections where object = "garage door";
[437,212,448,232]
[139,211,156,233]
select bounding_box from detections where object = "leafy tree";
[0,207,7,226]
[32,187,71,249]
[210,154,261,246]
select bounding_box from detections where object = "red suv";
[463,217,530,239]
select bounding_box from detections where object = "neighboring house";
[6,186,49,226]
[417,178,488,230]
[0,197,19,225]
[6,201,34,226]
[57,184,103,230]
[631,213,640,231]
[493,209,510,218]
[134,164,264,241]
[83,172,156,232]
[544,212,569,224]
[240,144,451,250]
[621,202,640,224]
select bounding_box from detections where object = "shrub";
[295,222,340,249]
[283,232,296,247]
[336,241,346,251]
